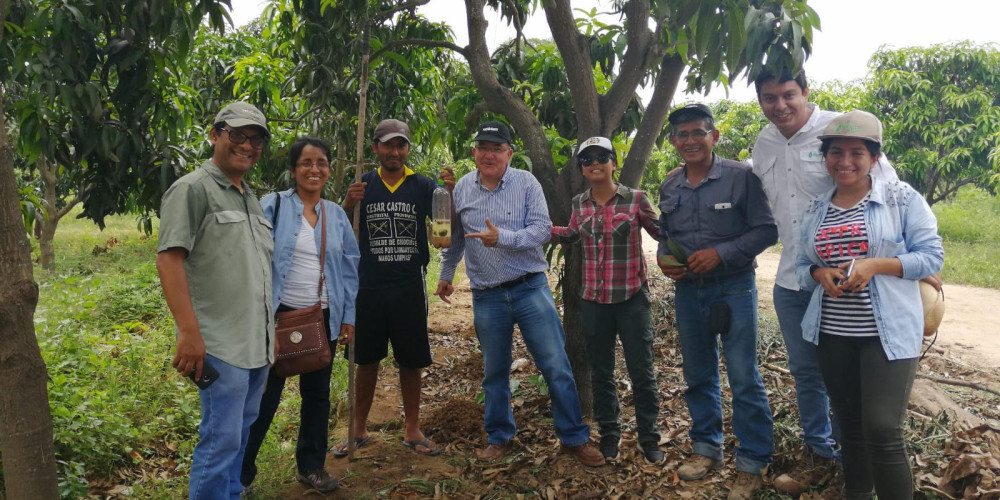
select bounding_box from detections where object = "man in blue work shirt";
[657,104,778,500]
[435,121,604,467]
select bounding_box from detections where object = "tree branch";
[917,373,1000,398]
[371,0,431,23]
[500,0,525,60]
[603,1,665,122]
[463,0,558,210]
[371,38,468,61]
[542,0,600,136]
[619,55,684,188]
[54,196,80,221]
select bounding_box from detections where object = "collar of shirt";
[584,183,626,205]
[203,160,252,194]
[378,165,415,193]
[474,165,511,191]
[686,154,724,187]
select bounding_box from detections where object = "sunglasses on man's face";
[578,152,614,167]
[220,127,268,149]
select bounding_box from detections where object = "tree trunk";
[0,53,61,500]
[35,155,79,271]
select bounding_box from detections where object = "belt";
[677,270,753,286]
[481,272,543,291]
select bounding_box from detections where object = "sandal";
[332,435,371,458]
[403,438,441,456]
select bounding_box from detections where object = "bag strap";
[271,193,282,227]
[317,201,326,300]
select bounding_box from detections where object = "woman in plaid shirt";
[551,136,663,464]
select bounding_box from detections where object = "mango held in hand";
[658,238,688,267]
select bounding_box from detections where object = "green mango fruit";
[666,238,688,265]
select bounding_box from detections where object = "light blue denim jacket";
[796,177,944,360]
[261,189,360,339]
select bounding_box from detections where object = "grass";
[8,206,459,499]
[933,186,1000,288]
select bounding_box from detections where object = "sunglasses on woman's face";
[578,152,613,167]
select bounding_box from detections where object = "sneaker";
[727,471,764,500]
[774,447,837,495]
[677,454,722,481]
[560,442,606,467]
[296,469,339,493]
[638,442,665,464]
[599,435,621,460]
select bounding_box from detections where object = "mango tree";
[0,0,233,495]
[867,42,1000,205]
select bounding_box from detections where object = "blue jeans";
[189,355,269,500]
[580,286,660,447]
[675,272,773,474]
[471,272,590,447]
[773,284,840,459]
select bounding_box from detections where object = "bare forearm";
[866,257,903,278]
[156,250,201,338]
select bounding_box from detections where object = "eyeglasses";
[220,127,267,149]
[578,152,614,166]
[475,145,511,156]
[295,161,331,169]
[670,129,712,141]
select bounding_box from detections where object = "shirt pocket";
[706,201,742,238]
[875,237,904,258]
[798,150,831,191]
[754,157,777,199]
[611,211,635,240]
[251,214,275,256]
[659,193,692,234]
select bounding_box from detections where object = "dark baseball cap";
[214,102,269,135]
[373,119,411,143]
[473,121,512,144]
[667,103,714,125]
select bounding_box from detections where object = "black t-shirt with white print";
[357,168,435,290]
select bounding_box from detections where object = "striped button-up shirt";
[552,185,658,304]
[440,167,551,290]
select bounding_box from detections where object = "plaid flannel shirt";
[552,184,658,304]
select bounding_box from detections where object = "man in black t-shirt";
[337,119,454,457]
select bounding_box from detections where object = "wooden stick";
[916,373,1000,398]
[347,24,371,462]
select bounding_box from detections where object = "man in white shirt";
[751,69,900,495]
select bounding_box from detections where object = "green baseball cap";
[818,110,882,146]
[214,102,270,136]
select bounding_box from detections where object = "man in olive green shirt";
[156,102,274,500]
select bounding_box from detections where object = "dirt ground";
[258,239,1000,499]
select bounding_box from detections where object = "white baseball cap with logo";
[576,136,615,156]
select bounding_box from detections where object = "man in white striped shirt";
[436,121,604,467]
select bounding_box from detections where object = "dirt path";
[641,234,1000,370]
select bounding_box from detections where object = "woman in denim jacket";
[241,137,360,493]
[795,111,943,500]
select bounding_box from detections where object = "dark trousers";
[241,306,335,486]
[817,333,917,500]
[579,287,660,447]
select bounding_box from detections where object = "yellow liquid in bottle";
[431,220,451,248]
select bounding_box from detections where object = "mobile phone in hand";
[836,259,856,286]
[188,361,219,389]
